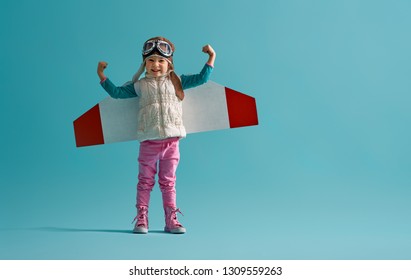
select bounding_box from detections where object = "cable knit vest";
[133,75,186,142]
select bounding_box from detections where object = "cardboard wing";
[73,81,258,147]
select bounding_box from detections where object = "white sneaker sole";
[133,227,148,234]
[164,227,186,234]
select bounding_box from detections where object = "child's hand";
[202,45,216,57]
[97,61,108,81]
[202,45,216,67]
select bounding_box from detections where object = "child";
[97,36,216,234]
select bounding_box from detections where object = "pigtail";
[169,71,184,101]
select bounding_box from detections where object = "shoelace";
[168,208,184,227]
[173,208,184,217]
[132,208,148,226]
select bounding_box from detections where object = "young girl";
[97,36,216,234]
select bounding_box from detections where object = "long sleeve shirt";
[100,63,213,99]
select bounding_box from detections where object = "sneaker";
[132,206,148,234]
[164,207,186,234]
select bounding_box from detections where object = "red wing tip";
[73,105,105,147]
[225,87,259,129]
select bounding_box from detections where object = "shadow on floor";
[21,227,169,235]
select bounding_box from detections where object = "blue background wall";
[1,0,410,259]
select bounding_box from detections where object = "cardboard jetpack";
[73,81,258,147]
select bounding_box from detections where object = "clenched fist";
[202,45,216,67]
[97,61,108,81]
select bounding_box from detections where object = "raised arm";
[202,44,216,67]
[97,61,108,81]
[180,45,216,90]
[97,61,137,99]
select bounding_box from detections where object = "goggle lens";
[158,42,171,54]
[143,41,155,53]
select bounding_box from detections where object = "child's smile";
[145,56,169,77]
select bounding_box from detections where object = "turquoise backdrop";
[1,0,410,259]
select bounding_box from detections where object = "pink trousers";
[136,137,180,209]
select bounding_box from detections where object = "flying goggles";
[142,39,173,57]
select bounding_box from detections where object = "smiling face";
[145,55,169,77]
